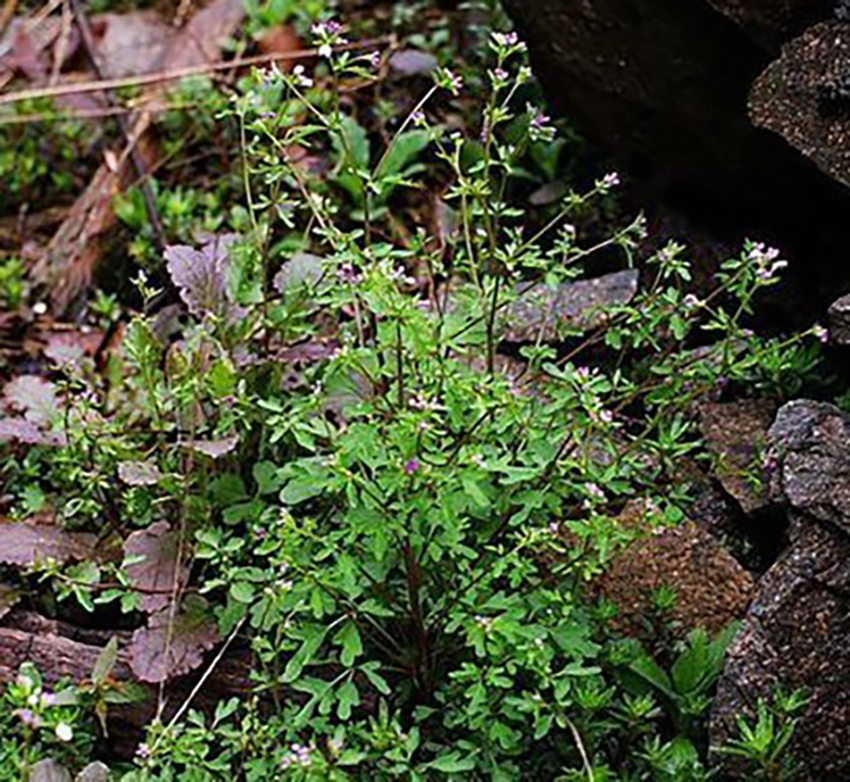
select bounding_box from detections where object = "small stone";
[827,292,850,345]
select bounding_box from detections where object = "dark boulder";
[501,0,850,323]
[710,400,850,779]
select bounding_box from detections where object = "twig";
[149,615,246,756]
[0,0,18,38]
[67,0,165,248]
[0,38,389,107]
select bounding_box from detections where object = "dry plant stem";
[148,615,247,758]
[0,38,390,107]
[0,0,17,38]
[67,0,165,249]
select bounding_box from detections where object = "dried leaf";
[94,12,174,78]
[185,436,238,459]
[118,460,164,486]
[389,49,439,76]
[130,596,218,683]
[0,418,66,447]
[272,253,325,294]
[4,375,59,425]
[165,235,239,319]
[123,521,190,614]
[0,523,96,568]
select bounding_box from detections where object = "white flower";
[318,44,333,59]
[55,722,73,742]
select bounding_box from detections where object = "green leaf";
[282,626,328,683]
[229,581,255,604]
[376,129,431,181]
[361,663,391,694]
[336,679,360,720]
[334,620,363,667]
[425,752,477,773]
[92,637,119,685]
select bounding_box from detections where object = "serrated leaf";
[164,234,240,319]
[0,417,66,447]
[123,521,190,614]
[185,435,239,459]
[4,375,60,426]
[130,596,218,683]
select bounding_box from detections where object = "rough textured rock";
[502,270,638,342]
[750,21,850,189]
[827,291,850,344]
[710,517,850,780]
[768,399,850,532]
[698,399,776,514]
[501,0,850,322]
[711,400,850,779]
[591,507,755,637]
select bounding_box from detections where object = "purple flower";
[337,263,362,285]
[40,691,56,707]
[281,743,314,769]
[405,459,420,475]
[370,51,382,69]
[15,709,41,729]
[504,32,519,46]
[493,68,509,82]
[682,293,701,310]
[599,172,620,189]
[531,110,551,130]
[812,324,829,343]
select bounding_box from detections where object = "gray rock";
[500,0,850,322]
[502,270,638,341]
[29,760,72,782]
[710,516,850,780]
[710,399,850,779]
[768,400,850,533]
[828,292,850,345]
[76,762,111,782]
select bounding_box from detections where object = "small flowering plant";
[125,25,822,780]
[0,663,94,772]
[4,17,820,782]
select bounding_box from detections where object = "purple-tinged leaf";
[272,253,325,294]
[275,340,338,364]
[0,522,96,568]
[164,234,239,319]
[130,595,218,683]
[0,418,66,447]
[4,376,60,426]
[184,436,238,459]
[43,340,85,369]
[123,521,189,614]
[118,460,164,486]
